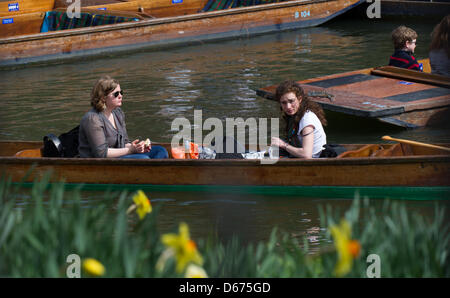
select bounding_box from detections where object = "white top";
[296,111,327,158]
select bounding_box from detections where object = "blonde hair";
[90,76,119,112]
[391,26,418,50]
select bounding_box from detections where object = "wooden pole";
[382,135,450,152]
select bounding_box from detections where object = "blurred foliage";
[0,175,448,277]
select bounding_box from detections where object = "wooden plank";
[1,154,449,186]
[0,12,44,37]
[0,0,54,16]
[371,66,450,88]
[54,0,124,7]
[378,106,450,128]
[0,141,42,157]
[1,141,448,187]
[137,0,209,18]
[54,0,210,17]
[0,8,145,38]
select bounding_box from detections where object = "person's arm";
[82,113,109,158]
[106,139,147,157]
[106,147,133,158]
[272,126,315,159]
[407,56,421,71]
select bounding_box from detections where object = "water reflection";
[2,17,445,143]
[1,16,448,245]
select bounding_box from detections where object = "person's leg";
[118,146,168,159]
[146,145,169,159]
[119,153,150,159]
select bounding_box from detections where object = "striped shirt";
[389,50,422,71]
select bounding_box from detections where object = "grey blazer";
[78,108,129,158]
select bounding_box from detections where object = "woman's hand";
[144,138,152,153]
[271,137,288,150]
[129,139,146,154]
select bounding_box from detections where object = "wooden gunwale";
[371,66,450,89]
[1,155,448,186]
[0,0,334,44]
[1,141,448,186]
[1,154,449,166]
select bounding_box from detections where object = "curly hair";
[90,76,119,112]
[391,26,418,50]
[275,80,327,136]
[430,15,450,58]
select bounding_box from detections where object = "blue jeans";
[120,145,169,159]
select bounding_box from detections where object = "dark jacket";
[389,50,422,71]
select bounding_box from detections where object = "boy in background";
[389,26,422,71]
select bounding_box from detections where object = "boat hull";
[1,153,449,187]
[0,0,364,67]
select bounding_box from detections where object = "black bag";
[212,136,245,159]
[42,125,80,158]
[319,144,347,158]
[59,125,80,157]
[43,133,62,157]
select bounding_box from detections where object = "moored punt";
[256,60,450,128]
[0,0,365,67]
[1,141,449,188]
[378,0,450,18]
[348,0,450,18]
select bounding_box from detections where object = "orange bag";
[171,142,199,159]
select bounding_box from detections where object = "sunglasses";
[111,90,123,98]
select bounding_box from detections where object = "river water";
[1,14,448,245]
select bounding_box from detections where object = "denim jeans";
[120,145,169,159]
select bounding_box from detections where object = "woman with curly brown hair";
[271,80,327,158]
[78,76,168,159]
[429,15,450,77]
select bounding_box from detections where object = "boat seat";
[337,143,415,158]
[15,148,43,158]
[0,12,46,38]
[337,144,385,158]
[371,143,410,157]
[371,66,450,88]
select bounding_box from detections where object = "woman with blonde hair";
[78,76,168,159]
[429,15,449,77]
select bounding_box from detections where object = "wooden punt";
[0,140,449,187]
[379,0,450,18]
[0,0,365,67]
[256,59,450,128]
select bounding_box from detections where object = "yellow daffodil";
[82,258,105,277]
[329,219,361,277]
[161,222,203,273]
[127,190,152,220]
[185,264,208,278]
